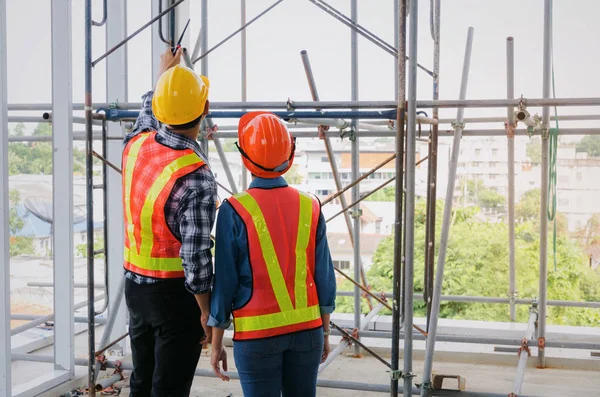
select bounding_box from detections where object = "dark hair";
[169,114,204,131]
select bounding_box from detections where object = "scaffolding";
[2,0,600,396]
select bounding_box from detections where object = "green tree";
[526,137,542,163]
[458,178,505,211]
[576,135,600,157]
[516,189,541,221]
[335,197,600,327]
[284,165,304,184]
[364,186,395,202]
[13,122,26,136]
[8,123,86,175]
[8,189,35,256]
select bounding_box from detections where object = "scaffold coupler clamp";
[347,125,357,142]
[541,125,550,140]
[205,123,218,141]
[508,393,518,397]
[538,337,546,352]
[351,207,362,219]
[416,381,432,391]
[113,360,125,380]
[318,124,330,140]
[517,338,531,358]
[450,121,465,130]
[341,328,359,345]
[286,98,295,111]
[108,101,119,110]
[96,354,108,371]
[504,121,516,139]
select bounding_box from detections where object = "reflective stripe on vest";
[229,188,322,338]
[122,132,205,277]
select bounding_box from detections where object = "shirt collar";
[156,126,208,163]
[249,176,288,189]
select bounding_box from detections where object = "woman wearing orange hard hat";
[208,112,337,397]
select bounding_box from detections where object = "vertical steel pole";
[538,0,552,368]
[300,51,372,310]
[0,0,11,392]
[391,0,406,394]
[350,0,361,356]
[85,0,96,394]
[52,0,75,376]
[151,0,165,81]
[506,37,517,322]
[420,27,474,397]
[105,0,128,355]
[200,0,210,156]
[403,0,419,395]
[240,0,248,190]
[424,0,441,329]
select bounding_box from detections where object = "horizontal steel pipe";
[11,314,107,325]
[336,291,600,308]
[10,295,104,335]
[8,134,120,142]
[27,282,105,289]
[8,97,600,111]
[98,109,400,121]
[329,329,600,350]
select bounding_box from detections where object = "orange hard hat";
[236,111,296,178]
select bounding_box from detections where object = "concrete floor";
[85,346,598,397]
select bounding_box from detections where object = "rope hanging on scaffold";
[547,24,559,272]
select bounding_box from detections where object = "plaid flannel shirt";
[123,91,217,294]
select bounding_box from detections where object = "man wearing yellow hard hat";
[121,47,217,396]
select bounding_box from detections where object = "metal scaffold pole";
[200,0,210,156]
[403,0,419,395]
[538,0,553,369]
[420,27,474,397]
[506,36,517,322]
[300,50,373,310]
[84,0,96,394]
[240,0,248,190]
[0,0,10,392]
[424,0,441,329]
[350,0,362,357]
[391,0,406,394]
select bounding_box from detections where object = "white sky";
[4,0,600,137]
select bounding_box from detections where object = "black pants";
[125,278,203,397]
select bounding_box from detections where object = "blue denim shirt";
[208,177,337,329]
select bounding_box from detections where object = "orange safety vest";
[227,186,323,340]
[122,131,207,279]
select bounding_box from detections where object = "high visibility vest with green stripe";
[227,187,323,340]
[122,131,206,279]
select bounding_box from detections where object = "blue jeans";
[233,327,324,397]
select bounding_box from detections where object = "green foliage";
[9,190,24,235]
[516,188,541,221]
[8,189,35,256]
[8,123,87,175]
[458,178,505,210]
[76,237,104,259]
[13,122,26,136]
[576,135,600,157]
[336,193,600,327]
[526,137,542,163]
[10,236,35,257]
[364,186,395,202]
[283,165,304,184]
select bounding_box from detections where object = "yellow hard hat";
[152,65,210,126]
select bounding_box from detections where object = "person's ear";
[203,100,210,116]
